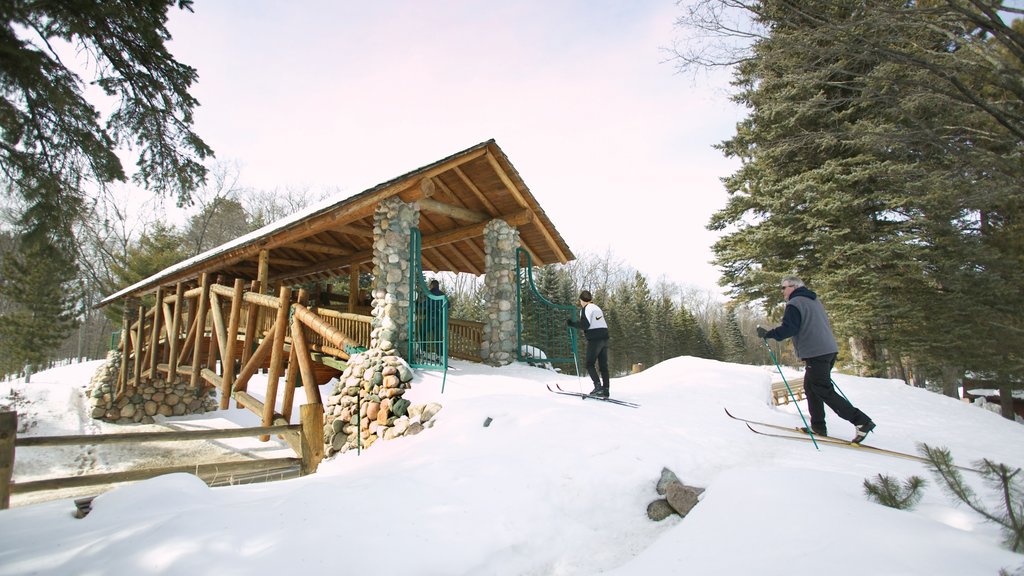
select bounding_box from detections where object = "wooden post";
[299,403,324,475]
[291,315,322,405]
[261,286,292,438]
[149,286,163,378]
[0,412,15,509]
[118,308,130,395]
[240,280,260,369]
[132,303,145,386]
[281,289,307,422]
[220,279,245,409]
[348,265,360,313]
[189,274,211,389]
[167,282,184,383]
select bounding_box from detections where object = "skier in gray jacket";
[757,276,876,443]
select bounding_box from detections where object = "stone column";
[370,197,419,356]
[481,219,520,365]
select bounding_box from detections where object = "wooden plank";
[15,424,297,447]
[0,412,15,509]
[10,457,302,494]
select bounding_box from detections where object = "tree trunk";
[940,365,960,399]
[998,384,1016,420]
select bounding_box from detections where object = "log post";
[299,403,324,475]
[281,289,307,422]
[190,273,211,390]
[348,265,360,313]
[118,307,130,395]
[167,282,184,383]
[148,286,163,378]
[220,279,244,409]
[291,315,322,405]
[132,303,145,386]
[0,412,15,509]
[261,286,292,439]
[240,280,260,370]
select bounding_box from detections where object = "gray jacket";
[764,287,839,359]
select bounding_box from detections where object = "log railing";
[0,405,323,510]
[115,278,486,436]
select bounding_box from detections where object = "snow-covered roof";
[100,140,574,306]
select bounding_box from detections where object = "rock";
[656,467,681,495]
[665,482,702,517]
[647,499,678,521]
[421,402,443,422]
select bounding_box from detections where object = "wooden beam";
[418,197,488,223]
[484,150,570,264]
[190,273,212,390]
[233,331,274,394]
[167,283,184,383]
[290,241,350,257]
[423,209,534,250]
[257,250,270,294]
[348,265,360,314]
[133,303,145,388]
[290,316,322,405]
[209,292,228,368]
[453,166,499,215]
[281,289,306,422]
[262,286,292,435]
[220,279,244,409]
[148,286,163,378]
[299,403,324,475]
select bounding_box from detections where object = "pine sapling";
[920,443,1024,552]
[863,473,926,510]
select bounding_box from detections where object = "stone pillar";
[481,219,520,365]
[370,197,419,356]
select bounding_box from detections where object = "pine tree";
[690,1,1024,390]
[0,239,81,375]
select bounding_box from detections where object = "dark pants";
[585,338,610,390]
[804,353,870,431]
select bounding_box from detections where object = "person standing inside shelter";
[757,275,876,443]
[567,290,611,398]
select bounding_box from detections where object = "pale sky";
[162,0,745,297]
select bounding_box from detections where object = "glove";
[566,319,572,327]
[756,326,768,339]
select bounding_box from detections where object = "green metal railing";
[515,247,579,373]
[407,229,449,388]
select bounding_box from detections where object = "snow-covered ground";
[1,356,1022,575]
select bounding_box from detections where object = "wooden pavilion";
[97,139,575,454]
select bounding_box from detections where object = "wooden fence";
[0,404,323,510]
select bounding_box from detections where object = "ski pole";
[831,378,850,402]
[762,338,819,450]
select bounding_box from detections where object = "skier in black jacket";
[567,290,610,398]
[757,276,876,443]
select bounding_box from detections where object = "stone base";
[87,351,219,424]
